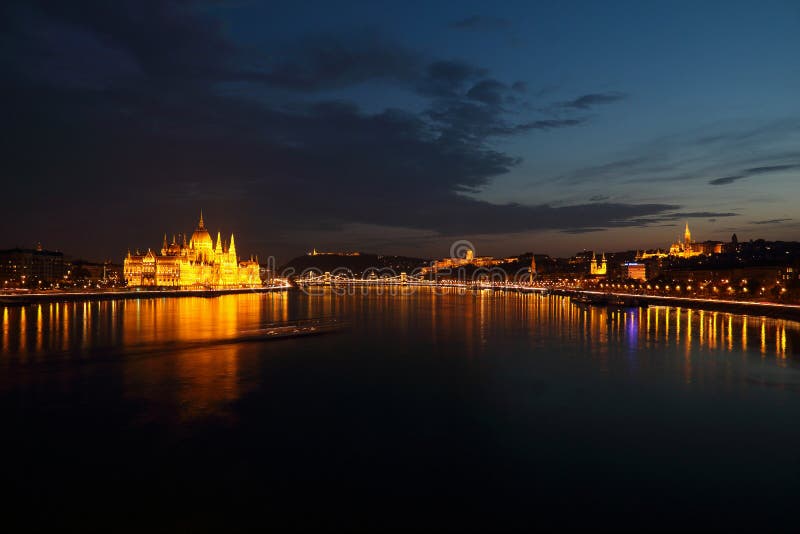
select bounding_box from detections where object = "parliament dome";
[190,212,213,252]
[191,228,212,247]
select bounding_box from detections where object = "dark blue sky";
[2,0,799,261]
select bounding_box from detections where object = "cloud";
[466,79,508,105]
[559,92,627,109]
[561,228,606,234]
[493,119,585,135]
[613,211,739,228]
[257,32,423,92]
[426,101,583,142]
[0,0,674,260]
[450,15,510,31]
[709,163,800,185]
[696,119,800,146]
[12,0,240,83]
[557,156,666,185]
[651,211,739,220]
[750,218,792,225]
[551,120,800,190]
[709,175,744,185]
[744,164,800,174]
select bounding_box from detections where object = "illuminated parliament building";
[123,212,261,288]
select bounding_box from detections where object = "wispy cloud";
[561,228,606,234]
[709,163,800,185]
[552,120,800,189]
[558,92,627,109]
[750,218,792,225]
[709,175,744,185]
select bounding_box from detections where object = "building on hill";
[420,246,517,274]
[638,222,723,260]
[309,249,360,256]
[123,211,261,288]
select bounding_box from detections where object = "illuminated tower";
[684,222,692,245]
[189,211,213,263]
[529,255,537,284]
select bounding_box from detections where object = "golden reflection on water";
[120,293,293,421]
[19,306,26,353]
[2,293,798,364]
[1,291,799,417]
[2,307,8,354]
[123,342,246,422]
[742,318,747,349]
[0,293,292,421]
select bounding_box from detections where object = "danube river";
[2,289,800,531]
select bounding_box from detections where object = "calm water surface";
[2,289,800,531]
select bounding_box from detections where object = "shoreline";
[2,285,800,323]
[0,286,289,305]
[553,289,800,322]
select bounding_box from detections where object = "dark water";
[2,289,800,531]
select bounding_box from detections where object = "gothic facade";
[123,212,261,288]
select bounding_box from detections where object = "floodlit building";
[423,246,509,273]
[589,252,607,276]
[668,222,704,258]
[123,212,261,288]
[638,222,721,260]
[623,262,647,281]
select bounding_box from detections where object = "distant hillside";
[279,253,430,277]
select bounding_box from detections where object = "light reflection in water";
[782,328,787,356]
[700,310,705,345]
[1,292,799,418]
[19,306,26,353]
[743,318,747,349]
[36,305,43,352]
[2,307,8,354]
[1,294,798,363]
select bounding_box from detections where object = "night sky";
[3,1,799,262]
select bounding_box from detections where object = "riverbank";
[0,285,289,305]
[553,289,800,322]
[3,285,800,323]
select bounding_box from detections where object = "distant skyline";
[3,1,799,261]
